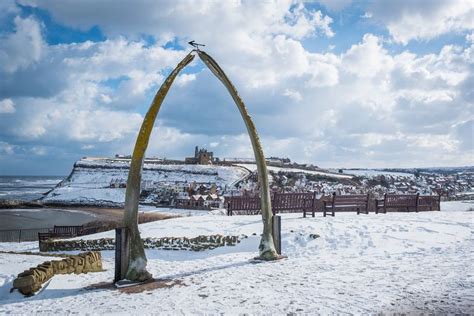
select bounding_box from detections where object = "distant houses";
[105,147,473,207]
[175,194,224,209]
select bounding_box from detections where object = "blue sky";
[0,0,473,175]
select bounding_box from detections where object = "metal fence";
[0,228,50,242]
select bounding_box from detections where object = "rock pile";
[12,251,102,296]
[41,234,244,252]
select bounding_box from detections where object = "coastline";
[0,202,175,233]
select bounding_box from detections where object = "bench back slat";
[418,195,440,206]
[331,193,369,207]
[272,192,315,212]
[53,225,84,236]
[384,194,418,207]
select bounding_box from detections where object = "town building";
[185,146,214,165]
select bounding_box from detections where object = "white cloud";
[276,4,334,39]
[175,74,197,87]
[342,34,393,78]
[0,16,44,73]
[283,88,303,102]
[370,0,474,44]
[0,98,15,113]
[306,53,340,87]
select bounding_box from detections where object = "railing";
[0,225,102,243]
[0,228,50,242]
[226,193,441,215]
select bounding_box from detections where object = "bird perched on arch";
[188,40,206,50]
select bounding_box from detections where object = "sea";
[0,176,64,201]
[0,176,97,241]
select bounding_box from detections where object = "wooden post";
[115,227,130,283]
[272,215,281,255]
[415,193,420,212]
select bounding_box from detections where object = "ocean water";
[0,176,98,241]
[0,176,64,201]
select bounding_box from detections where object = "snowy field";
[237,163,353,179]
[0,204,473,314]
[342,169,415,178]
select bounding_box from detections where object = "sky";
[0,0,473,175]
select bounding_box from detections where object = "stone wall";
[12,251,102,296]
[40,234,243,252]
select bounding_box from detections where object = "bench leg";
[303,210,306,218]
[312,210,315,218]
[323,210,326,217]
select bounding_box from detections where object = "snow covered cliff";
[42,158,249,206]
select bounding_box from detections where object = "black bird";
[188,40,206,50]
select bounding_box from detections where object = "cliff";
[41,157,249,207]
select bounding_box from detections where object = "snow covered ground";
[237,163,353,179]
[0,205,473,314]
[440,200,474,212]
[342,169,415,178]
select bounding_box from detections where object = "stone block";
[12,251,103,297]
[13,275,35,289]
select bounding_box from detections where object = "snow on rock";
[42,158,249,206]
[0,208,473,314]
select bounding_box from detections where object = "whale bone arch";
[122,50,277,282]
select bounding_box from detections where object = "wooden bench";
[226,196,261,215]
[375,193,419,214]
[51,225,84,236]
[226,193,317,217]
[323,193,369,217]
[418,194,441,211]
[272,192,317,217]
